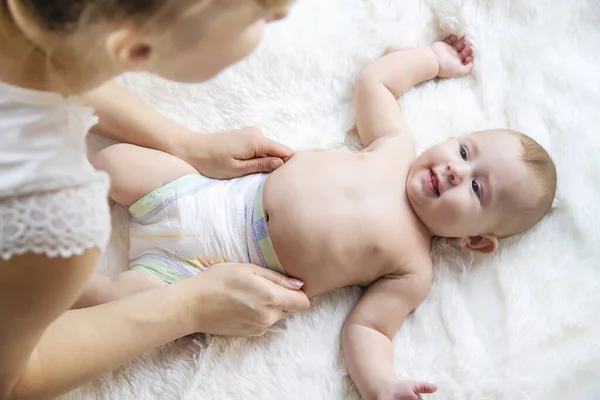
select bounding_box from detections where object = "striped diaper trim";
[129,174,215,222]
[249,178,285,274]
[130,252,203,283]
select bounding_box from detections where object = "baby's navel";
[373,243,384,253]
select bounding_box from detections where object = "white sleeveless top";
[0,82,111,260]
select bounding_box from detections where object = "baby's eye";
[459,146,468,160]
[472,180,481,197]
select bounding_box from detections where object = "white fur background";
[67,0,600,399]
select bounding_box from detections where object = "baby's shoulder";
[365,134,416,160]
[388,246,432,276]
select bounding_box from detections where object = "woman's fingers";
[251,267,310,313]
[251,265,304,290]
[270,284,311,313]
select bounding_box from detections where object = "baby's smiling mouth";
[429,169,440,197]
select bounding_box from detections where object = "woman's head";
[12,0,291,83]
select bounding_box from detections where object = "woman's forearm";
[9,283,194,400]
[82,80,191,154]
[82,80,297,179]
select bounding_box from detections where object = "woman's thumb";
[253,267,304,290]
[238,157,283,175]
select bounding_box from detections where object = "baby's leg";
[90,143,199,206]
[72,270,167,308]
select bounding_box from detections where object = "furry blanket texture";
[68,0,600,399]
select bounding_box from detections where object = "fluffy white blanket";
[67,0,600,399]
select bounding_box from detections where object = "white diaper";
[128,173,283,283]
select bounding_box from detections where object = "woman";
[0,1,309,399]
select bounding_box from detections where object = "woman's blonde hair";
[17,0,291,33]
[255,0,290,8]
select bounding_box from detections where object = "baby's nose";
[447,162,468,184]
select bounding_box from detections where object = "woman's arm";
[0,251,99,400]
[82,80,189,155]
[83,80,295,179]
[1,253,309,400]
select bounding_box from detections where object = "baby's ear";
[457,235,498,254]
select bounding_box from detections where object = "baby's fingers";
[462,61,474,74]
[454,37,467,52]
[444,35,458,45]
[461,46,473,63]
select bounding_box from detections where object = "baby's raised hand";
[376,380,438,400]
[430,35,474,78]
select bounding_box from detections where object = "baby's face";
[406,130,537,238]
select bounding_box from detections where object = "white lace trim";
[0,176,111,260]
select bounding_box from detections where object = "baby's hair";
[500,129,557,236]
[17,0,291,33]
[511,130,557,212]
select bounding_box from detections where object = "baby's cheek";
[441,195,472,221]
[431,202,458,226]
[442,193,464,212]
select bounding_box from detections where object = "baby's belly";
[267,220,381,297]
[263,152,393,297]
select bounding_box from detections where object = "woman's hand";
[172,127,295,179]
[85,81,294,178]
[181,263,310,336]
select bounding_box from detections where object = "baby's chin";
[405,164,433,205]
[405,168,422,208]
[405,175,435,234]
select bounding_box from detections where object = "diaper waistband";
[247,175,285,274]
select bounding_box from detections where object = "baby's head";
[13,0,291,83]
[406,129,557,253]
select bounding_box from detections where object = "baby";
[85,36,556,400]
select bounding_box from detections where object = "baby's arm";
[342,269,434,400]
[355,36,474,148]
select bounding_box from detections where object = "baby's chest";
[370,211,430,268]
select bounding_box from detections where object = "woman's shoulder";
[0,81,101,197]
